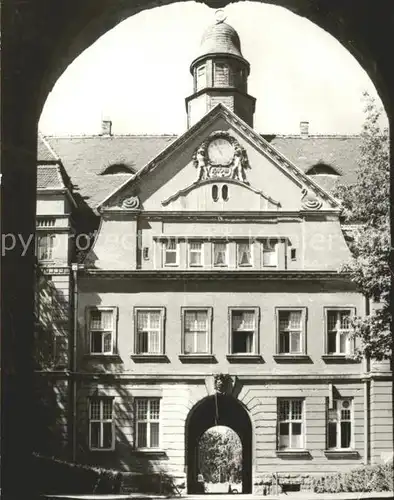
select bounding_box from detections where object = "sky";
[38,1,388,137]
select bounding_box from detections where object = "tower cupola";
[186,11,256,128]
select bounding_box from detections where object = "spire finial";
[215,9,227,24]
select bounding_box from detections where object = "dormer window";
[262,241,278,268]
[196,65,206,91]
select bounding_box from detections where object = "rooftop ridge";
[42,133,362,139]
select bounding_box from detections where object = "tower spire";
[185,14,256,128]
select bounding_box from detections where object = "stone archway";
[185,394,253,494]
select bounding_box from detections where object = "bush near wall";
[31,454,123,494]
[311,463,394,493]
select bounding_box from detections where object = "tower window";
[196,65,206,91]
[222,185,229,201]
[214,62,230,87]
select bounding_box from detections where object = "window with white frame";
[213,241,228,267]
[188,241,203,267]
[237,241,252,267]
[196,65,206,91]
[135,309,164,355]
[88,308,115,355]
[230,309,258,354]
[183,309,211,354]
[89,398,114,450]
[278,310,304,354]
[326,309,354,355]
[163,239,178,266]
[327,399,353,449]
[262,241,278,267]
[278,399,304,450]
[135,398,160,449]
[37,234,54,261]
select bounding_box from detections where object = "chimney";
[101,118,112,136]
[300,121,309,137]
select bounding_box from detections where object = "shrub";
[311,462,394,493]
[31,453,123,494]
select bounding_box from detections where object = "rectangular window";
[183,309,211,354]
[237,241,252,267]
[326,309,353,355]
[37,234,54,261]
[88,308,115,355]
[262,241,277,267]
[214,62,230,86]
[278,399,304,450]
[89,398,114,450]
[135,398,160,449]
[163,239,178,266]
[188,241,203,267]
[213,242,228,267]
[135,309,164,354]
[278,310,303,354]
[196,65,206,91]
[230,309,257,354]
[327,399,353,449]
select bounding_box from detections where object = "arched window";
[212,185,219,202]
[222,185,229,201]
[306,164,340,176]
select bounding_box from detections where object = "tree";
[333,92,391,361]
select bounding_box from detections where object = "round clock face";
[207,138,234,165]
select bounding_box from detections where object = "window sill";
[84,354,121,361]
[89,447,115,452]
[276,449,311,459]
[273,354,312,363]
[324,450,360,459]
[322,355,360,363]
[130,354,169,363]
[179,354,217,363]
[226,354,264,363]
[132,448,167,457]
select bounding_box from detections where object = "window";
[88,308,116,355]
[326,309,354,355]
[230,309,258,354]
[278,399,304,449]
[182,308,211,354]
[214,62,230,86]
[213,242,228,267]
[188,241,203,267]
[290,248,297,261]
[163,239,178,266]
[222,185,229,201]
[327,399,353,449]
[89,398,114,450]
[212,185,219,202]
[278,310,304,354]
[37,234,54,261]
[135,398,160,449]
[262,241,277,267]
[196,65,206,91]
[237,241,252,267]
[135,309,164,355]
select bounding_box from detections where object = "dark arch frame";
[185,394,253,494]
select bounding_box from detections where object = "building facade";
[35,17,393,493]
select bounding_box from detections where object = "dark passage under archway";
[185,394,252,494]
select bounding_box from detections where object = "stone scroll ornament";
[301,187,322,210]
[192,131,250,184]
[121,196,140,209]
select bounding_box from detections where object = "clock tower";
[185,13,256,129]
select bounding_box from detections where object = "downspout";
[71,263,80,462]
[363,294,371,465]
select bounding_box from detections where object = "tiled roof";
[37,134,59,162]
[37,165,65,189]
[42,133,361,209]
[45,135,177,208]
[266,135,362,185]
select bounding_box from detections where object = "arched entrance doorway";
[185,394,253,494]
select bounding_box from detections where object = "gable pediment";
[100,105,339,214]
